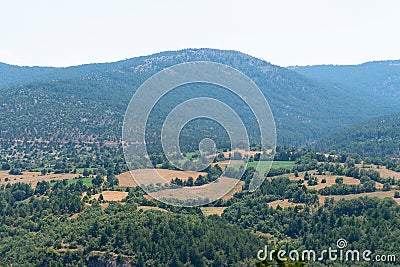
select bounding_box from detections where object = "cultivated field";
[356,164,400,180]
[214,160,294,175]
[0,171,79,187]
[149,176,242,202]
[287,171,361,190]
[212,160,245,170]
[137,206,169,212]
[221,180,244,200]
[91,191,128,201]
[117,169,207,187]
[268,199,304,208]
[200,207,227,216]
[319,191,400,205]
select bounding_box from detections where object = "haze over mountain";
[291,60,400,110]
[0,48,398,148]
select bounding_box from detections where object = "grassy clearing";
[50,178,93,186]
[29,167,98,174]
[113,186,128,191]
[355,164,400,180]
[155,159,189,168]
[184,152,200,159]
[287,172,361,190]
[271,161,295,169]
[214,160,294,176]
[319,191,400,205]
[244,161,295,175]
[74,167,97,174]
[268,199,304,209]
[137,206,169,213]
[201,207,227,216]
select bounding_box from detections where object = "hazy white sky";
[1,0,399,67]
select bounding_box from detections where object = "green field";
[256,161,294,175]
[50,178,93,186]
[271,161,295,169]
[239,161,295,176]
[184,152,200,159]
[74,167,97,174]
[157,160,294,175]
[155,158,194,168]
[29,167,97,174]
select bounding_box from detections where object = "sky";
[1,0,400,67]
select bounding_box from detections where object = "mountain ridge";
[0,48,396,147]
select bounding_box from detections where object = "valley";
[1,49,400,266]
[2,0,400,265]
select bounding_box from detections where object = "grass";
[155,160,295,177]
[155,159,196,169]
[74,168,97,174]
[243,161,295,176]
[184,152,200,159]
[137,206,169,213]
[113,186,128,191]
[29,167,98,174]
[200,207,227,216]
[246,161,271,176]
[50,178,93,186]
[271,161,295,169]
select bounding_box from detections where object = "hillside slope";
[0,62,55,87]
[0,49,392,147]
[292,60,400,109]
[314,112,400,158]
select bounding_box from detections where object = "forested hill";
[291,60,400,110]
[313,112,400,158]
[0,62,56,87]
[0,49,394,146]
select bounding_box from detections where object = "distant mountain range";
[1,49,399,148]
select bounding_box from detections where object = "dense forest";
[0,146,399,266]
[225,194,400,267]
[1,163,400,266]
[314,112,400,158]
[0,182,265,266]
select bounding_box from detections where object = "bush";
[335,177,344,184]
[1,163,11,170]
[9,168,22,175]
